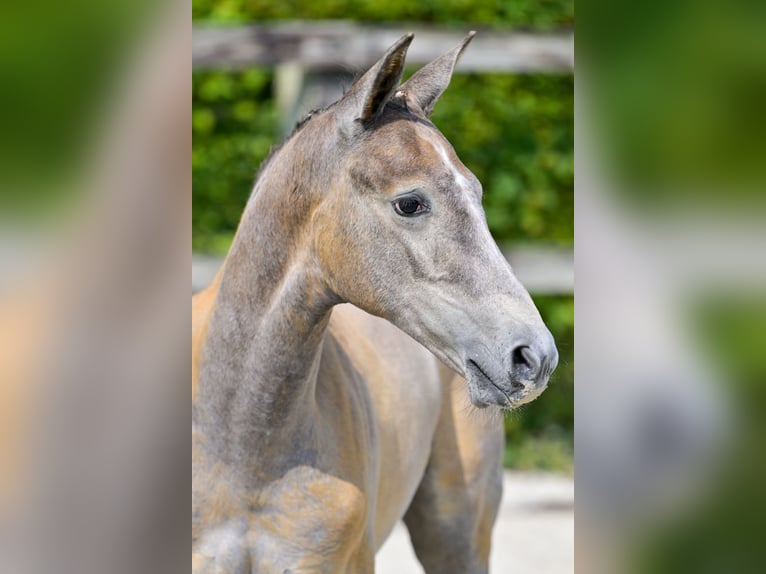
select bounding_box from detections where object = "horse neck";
[195,141,336,475]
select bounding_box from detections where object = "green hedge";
[193,0,574,29]
[193,69,278,254]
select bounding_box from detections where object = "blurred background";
[192,1,575,476]
[577,1,766,573]
[0,2,189,573]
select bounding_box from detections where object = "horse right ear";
[399,31,476,118]
[336,33,414,131]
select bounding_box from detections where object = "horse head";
[260,34,558,408]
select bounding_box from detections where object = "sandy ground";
[375,472,574,574]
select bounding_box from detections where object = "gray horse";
[192,33,557,573]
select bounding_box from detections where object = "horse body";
[193,33,556,573]
[194,291,502,572]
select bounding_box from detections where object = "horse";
[192,32,558,573]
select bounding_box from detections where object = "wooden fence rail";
[194,22,573,134]
[193,22,574,72]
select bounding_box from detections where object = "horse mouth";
[465,359,513,409]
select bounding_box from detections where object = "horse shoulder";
[194,465,371,573]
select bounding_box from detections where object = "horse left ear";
[399,31,476,118]
[337,33,414,128]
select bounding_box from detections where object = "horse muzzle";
[464,331,558,409]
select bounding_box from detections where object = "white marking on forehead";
[423,133,486,220]
[427,136,472,191]
[423,131,502,256]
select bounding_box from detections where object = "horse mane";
[249,72,373,197]
[248,106,328,200]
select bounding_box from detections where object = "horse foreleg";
[403,371,504,574]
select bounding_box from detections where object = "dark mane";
[249,105,329,197]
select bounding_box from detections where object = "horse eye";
[393,196,426,217]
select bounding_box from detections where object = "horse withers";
[192,32,558,573]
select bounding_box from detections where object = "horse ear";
[400,31,476,118]
[337,33,414,127]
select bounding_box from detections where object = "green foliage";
[503,430,573,473]
[192,69,277,253]
[192,0,574,30]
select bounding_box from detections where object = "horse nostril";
[512,346,527,367]
[511,345,543,381]
[512,345,538,369]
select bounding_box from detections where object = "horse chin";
[466,377,512,409]
[465,370,550,411]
